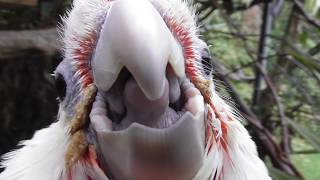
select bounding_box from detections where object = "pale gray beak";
[89,0,206,179]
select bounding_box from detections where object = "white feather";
[0,108,69,180]
[0,0,271,179]
[204,92,271,180]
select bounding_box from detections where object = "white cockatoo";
[0,0,271,179]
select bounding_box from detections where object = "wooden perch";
[0,0,38,6]
[0,28,61,58]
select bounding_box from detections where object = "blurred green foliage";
[197,0,320,179]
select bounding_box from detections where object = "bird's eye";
[55,73,67,101]
[201,48,213,76]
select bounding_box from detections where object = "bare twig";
[252,1,274,108]
[224,61,256,78]
[209,5,302,175]
[293,150,319,154]
[293,0,320,30]
[213,61,302,177]
[199,8,214,22]
[215,62,255,81]
[255,62,290,154]
[285,55,320,85]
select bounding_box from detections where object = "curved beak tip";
[91,0,185,99]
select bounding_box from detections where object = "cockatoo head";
[56,0,212,179]
[52,0,268,179]
[0,0,271,179]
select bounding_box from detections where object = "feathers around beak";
[0,0,271,180]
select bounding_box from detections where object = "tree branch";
[255,62,290,154]
[0,0,37,6]
[217,63,255,81]
[0,28,60,58]
[252,1,275,108]
[213,60,302,177]
[293,0,320,30]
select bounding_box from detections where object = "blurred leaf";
[287,47,320,73]
[268,166,302,180]
[299,32,308,45]
[286,118,320,152]
[304,0,320,16]
[299,31,317,48]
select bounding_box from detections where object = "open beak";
[89,0,206,179]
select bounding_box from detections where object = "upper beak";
[91,0,185,100]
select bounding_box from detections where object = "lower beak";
[93,112,204,180]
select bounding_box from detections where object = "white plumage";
[0,108,69,180]
[0,0,271,179]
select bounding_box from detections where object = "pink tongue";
[121,77,178,128]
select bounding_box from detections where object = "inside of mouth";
[89,66,206,180]
[102,65,188,130]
